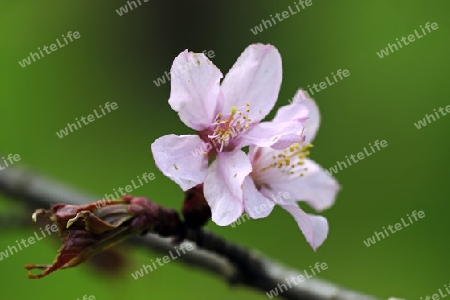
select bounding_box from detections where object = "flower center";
[208,103,252,152]
[260,143,312,177]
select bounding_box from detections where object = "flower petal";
[281,205,329,251]
[151,134,208,191]
[271,158,339,211]
[204,151,252,226]
[236,102,309,149]
[242,177,275,219]
[273,97,310,123]
[221,44,282,123]
[235,121,302,149]
[296,90,320,143]
[168,50,224,130]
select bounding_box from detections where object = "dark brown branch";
[0,163,380,300]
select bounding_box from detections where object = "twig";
[0,163,379,300]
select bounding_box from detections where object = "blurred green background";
[1,1,449,299]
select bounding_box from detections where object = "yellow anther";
[260,142,312,177]
[208,103,253,152]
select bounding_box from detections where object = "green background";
[1,1,449,299]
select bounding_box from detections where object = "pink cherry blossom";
[151,44,308,194]
[206,91,340,250]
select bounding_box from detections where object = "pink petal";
[221,44,282,123]
[250,146,339,211]
[204,151,252,226]
[151,134,208,191]
[235,121,303,149]
[273,98,310,123]
[242,177,275,219]
[281,205,329,251]
[259,187,294,206]
[295,90,320,143]
[236,102,309,149]
[272,158,339,211]
[168,50,224,130]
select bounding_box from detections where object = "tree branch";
[0,163,379,300]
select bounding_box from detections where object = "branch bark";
[0,163,379,300]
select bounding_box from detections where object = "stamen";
[261,143,312,177]
[207,103,252,152]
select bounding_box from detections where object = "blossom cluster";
[151,44,340,250]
